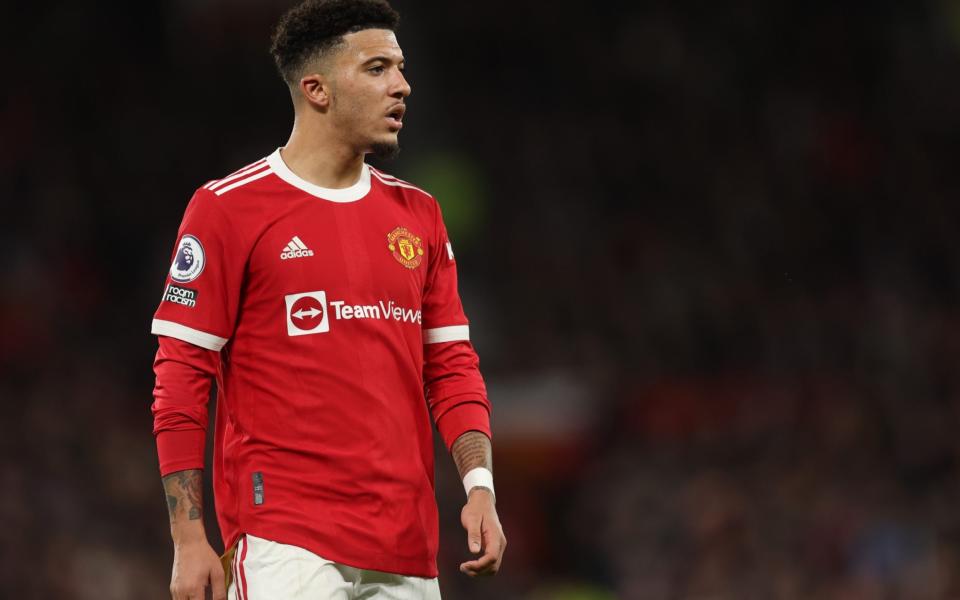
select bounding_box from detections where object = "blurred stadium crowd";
[4,1,960,598]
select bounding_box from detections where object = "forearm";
[161,468,225,597]
[424,340,491,448]
[452,430,505,575]
[451,430,492,483]
[162,469,207,545]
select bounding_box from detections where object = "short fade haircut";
[270,0,401,86]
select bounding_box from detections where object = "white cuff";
[151,319,228,351]
[463,467,495,499]
[423,325,470,344]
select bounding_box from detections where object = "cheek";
[355,98,384,129]
[330,86,382,132]
[336,92,372,119]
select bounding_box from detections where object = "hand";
[459,487,506,576]
[170,539,226,600]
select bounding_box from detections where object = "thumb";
[464,513,483,554]
[210,562,227,600]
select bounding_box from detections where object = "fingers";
[461,508,483,555]
[459,548,497,576]
[171,570,224,600]
[459,517,506,577]
[210,563,227,600]
[170,586,204,600]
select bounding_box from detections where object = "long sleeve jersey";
[150,149,490,577]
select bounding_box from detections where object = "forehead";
[338,29,403,63]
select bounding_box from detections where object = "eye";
[368,65,385,74]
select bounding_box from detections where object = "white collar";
[266,147,371,202]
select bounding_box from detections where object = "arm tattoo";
[451,431,492,480]
[162,469,203,521]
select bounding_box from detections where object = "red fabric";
[149,152,490,578]
[435,398,491,448]
[424,339,491,448]
[152,336,218,475]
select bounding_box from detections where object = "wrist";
[170,521,207,547]
[462,467,495,501]
[468,485,495,504]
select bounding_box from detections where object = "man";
[150,1,505,598]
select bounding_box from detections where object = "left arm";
[420,198,505,575]
[451,430,506,576]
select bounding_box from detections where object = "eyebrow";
[362,55,405,66]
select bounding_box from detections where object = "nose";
[392,69,411,99]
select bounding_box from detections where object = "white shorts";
[227,533,441,600]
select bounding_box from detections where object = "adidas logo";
[280,236,315,260]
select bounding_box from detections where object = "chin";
[370,140,401,160]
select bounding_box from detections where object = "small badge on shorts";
[252,472,264,506]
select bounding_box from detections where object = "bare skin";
[281,28,411,189]
[451,431,507,576]
[163,469,225,600]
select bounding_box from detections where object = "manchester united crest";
[387,226,425,269]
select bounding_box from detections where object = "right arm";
[152,187,246,599]
[162,468,225,600]
[153,337,225,600]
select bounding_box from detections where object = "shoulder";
[180,155,279,230]
[196,155,275,198]
[369,166,453,245]
[369,165,435,202]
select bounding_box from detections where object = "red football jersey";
[151,149,490,577]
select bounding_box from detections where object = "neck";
[280,115,366,189]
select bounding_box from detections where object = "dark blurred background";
[5,0,960,598]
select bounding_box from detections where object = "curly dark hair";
[270,0,401,85]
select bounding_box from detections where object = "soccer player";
[149,1,505,598]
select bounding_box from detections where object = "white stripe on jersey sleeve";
[152,319,229,351]
[423,325,470,344]
[370,169,432,197]
[214,168,273,196]
[206,159,269,191]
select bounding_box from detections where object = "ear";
[298,73,331,110]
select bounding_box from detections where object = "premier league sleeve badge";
[170,234,206,283]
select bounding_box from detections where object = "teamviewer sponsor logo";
[329,300,422,324]
[285,291,329,336]
[285,291,422,337]
[163,283,198,308]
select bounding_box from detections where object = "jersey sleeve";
[421,199,470,338]
[152,335,218,475]
[151,187,246,351]
[422,200,491,449]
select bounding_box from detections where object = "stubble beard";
[370,140,401,160]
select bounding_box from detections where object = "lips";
[386,104,405,130]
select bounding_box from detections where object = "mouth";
[385,104,405,130]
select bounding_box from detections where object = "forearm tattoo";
[451,431,492,480]
[162,469,203,521]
